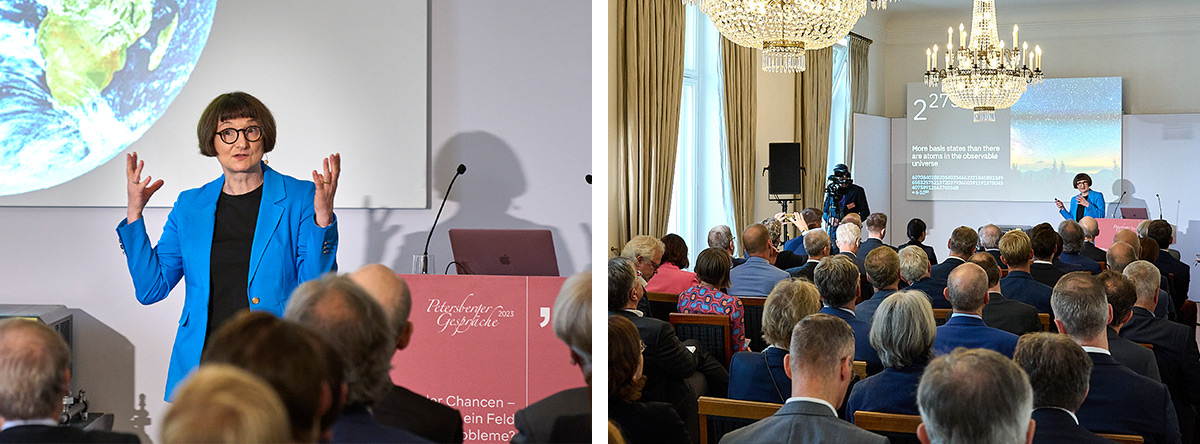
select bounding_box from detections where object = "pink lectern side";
[1094,218,1146,250]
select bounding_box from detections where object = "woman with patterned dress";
[677,248,748,352]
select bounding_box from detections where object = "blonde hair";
[762,279,822,348]
[163,364,290,444]
[621,235,664,261]
[554,272,592,374]
[999,229,1032,267]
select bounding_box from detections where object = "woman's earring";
[263,154,269,165]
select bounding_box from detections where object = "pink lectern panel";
[1094,218,1144,250]
[389,275,582,443]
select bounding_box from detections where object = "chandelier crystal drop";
[922,0,1043,122]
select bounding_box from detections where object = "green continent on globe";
[37,0,154,108]
[148,12,178,71]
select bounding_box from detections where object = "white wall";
[0,1,591,442]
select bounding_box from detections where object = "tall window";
[828,39,852,171]
[668,5,736,267]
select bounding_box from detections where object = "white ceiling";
[870,0,1200,31]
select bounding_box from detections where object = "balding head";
[743,224,770,256]
[0,319,71,420]
[1105,241,1137,272]
[946,263,989,312]
[1112,229,1140,256]
[1079,217,1099,241]
[350,264,413,350]
[979,224,1002,249]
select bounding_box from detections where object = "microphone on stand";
[1110,190,1127,218]
[420,164,467,274]
[1156,193,1163,220]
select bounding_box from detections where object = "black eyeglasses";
[1075,181,1088,187]
[216,126,262,144]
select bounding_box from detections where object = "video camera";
[825,164,852,195]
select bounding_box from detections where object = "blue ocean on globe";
[0,0,215,197]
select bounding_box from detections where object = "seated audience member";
[1030,228,1068,287]
[1052,272,1181,444]
[856,213,895,271]
[202,311,342,443]
[782,208,823,255]
[846,290,935,419]
[1058,220,1101,274]
[1052,228,1086,273]
[1108,241,1171,319]
[763,218,805,270]
[785,229,829,282]
[1096,270,1161,381]
[814,255,883,374]
[0,319,140,443]
[623,235,666,315]
[999,229,1055,314]
[898,245,949,309]
[729,279,822,404]
[1148,219,1190,311]
[349,264,463,443]
[609,257,727,442]
[163,365,291,444]
[646,234,701,295]
[930,226,978,283]
[841,212,863,228]
[678,248,748,352]
[284,275,431,443]
[979,224,1006,269]
[899,218,938,266]
[1140,237,1161,263]
[1013,333,1110,444]
[721,315,888,444]
[608,316,689,444]
[916,348,1035,444]
[512,271,592,443]
[970,252,1041,336]
[1113,228,1141,256]
[933,263,1019,357]
[1078,216,1107,263]
[708,225,745,268]
[729,224,790,296]
[834,222,874,298]
[1122,261,1200,444]
[856,247,901,324]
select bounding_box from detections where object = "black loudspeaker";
[768,142,803,195]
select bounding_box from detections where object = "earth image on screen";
[0,0,215,197]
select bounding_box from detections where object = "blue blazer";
[116,164,338,399]
[845,360,927,422]
[906,277,950,309]
[1076,352,1181,444]
[1031,408,1111,444]
[933,315,1018,357]
[1059,190,1105,220]
[820,307,882,374]
[1000,270,1054,315]
[728,346,790,404]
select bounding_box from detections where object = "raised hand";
[312,153,340,227]
[126,152,164,222]
[1055,199,1065,211]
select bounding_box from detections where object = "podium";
[1093,218,1146,249]
[388,274,583,443]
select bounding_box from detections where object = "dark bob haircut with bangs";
[196,92,277,157]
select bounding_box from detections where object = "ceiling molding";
[884,14,1200,44]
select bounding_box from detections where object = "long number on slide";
[912,93,953,121]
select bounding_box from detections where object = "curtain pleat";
[847,34,871,168]
[795,47,833,210]
[720,37,757,238]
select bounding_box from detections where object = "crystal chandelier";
[923,0,1043,122]
[686,0,895,73]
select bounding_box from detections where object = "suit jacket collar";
[945,256,965,264]
[1087,351,1120,366]
[778,399,837,417]
[1005,270,1035,280]
[1130,306,1155,319]
[820,306,856,321]
[944,315,986,327]
[988,291,1007,300]
[839,251,857,259]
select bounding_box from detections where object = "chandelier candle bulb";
[960,23,965,47]
[1012,25,1018,50]
[926,48,931,71]
[1035,45,1041,70]
[948,27,953,52]
[933,44,938,69]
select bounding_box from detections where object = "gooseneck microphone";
[421,164,467,274]
[1111,190,1127,218]
[1157,193,1163,220]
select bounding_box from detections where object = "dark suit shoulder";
[513,387,590,444]
[0,425,140,444]
[610,400,689,444]
[375,384,464,444]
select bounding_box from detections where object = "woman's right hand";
[1054,198,1065,211]
[126,152,164,222]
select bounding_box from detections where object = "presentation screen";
[905,77,1122,202]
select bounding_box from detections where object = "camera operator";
[823,164,869,227]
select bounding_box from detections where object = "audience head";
[803,229,831,259]
[694,247,732,289]
[1058,220,1085,254]
[907,218,928,243]
[1138,237,1160,263]
[842,212,862,228]
[917,348,1034,444]
[163,364,291,444]
[1030,229,1058,261]
[948,226,980,257]
[999,229,1033,268]
[946,263,989,313]
[762,279,822,349]
[622,235,665,280]
[1079,216,1099,241]
[349,264,412,350]
[801,207,823,230]
[553,272,592,382]
[870,290,935,369]
[707,225,735,254]
[1123,261,1162,307]
[787,314,855,398]
[814,255,860,308]
[836,223,861,252]
[743,224,771,256]
[202,311,336,442]
[1014,333,1092,412]
[899,245,932,284]
[1147,219,1173,250]
[1112,229,1140,256]
[1136,220,1150,238]
[608,256,639,311]
[0,319,70,421]
[864,213,888,237]
[968,252,1001,289]
[1051,273,1111,341]
[285,274,395,407]
[979,224,1002,250]
[865,247,900,291]
[1096,270,1136,329]
[1105,241,1137,272]
[608,315,645,403]
[761,218,785,248]
[660,234,690,269]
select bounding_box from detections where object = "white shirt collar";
[1,418,58,431]
[623,308,645,317]
[950,313,982,320]
[946,256,965,263]
[785,396,837,416]
[1081,346,1111,355]
[806,259,820,264]
[1034,406,1080,424]
[1033,260,1053,265]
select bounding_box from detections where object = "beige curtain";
[721,37,757,236]
[614,0,686,247]
[795,47,833,210]
[847,34,871,167]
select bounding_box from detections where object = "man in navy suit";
[930,226,978,284]
[856,213,895,271]
[932,263,1019,357]
[781,207,823,256]
[899,245,949,309]
[1053,272,1182,444]
[979,224,1008,270]
[856,247,901,324]
[1030,229,1069,287]
[814,254,883,374]
[1000,229,1056,316]
[970,252,1041,336]
[1096,270,1161,381]
[1014,333,1111,444]
[1059,220,1102,274]
[709,224,747,268]
[1078,217,1108,263]
[786,229,828,282]
[834,222,874,300]
[917,348,1035,444]
[1122,261,1200,444]
[1148,220,1190,312]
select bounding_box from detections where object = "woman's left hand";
[312,153,340,227]
[1078,195,1090,207]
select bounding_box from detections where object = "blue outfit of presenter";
[1058,173,1105,221]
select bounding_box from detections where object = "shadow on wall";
[69,309,151,443]
[1107,178,1149,218]
[361,131,578,275]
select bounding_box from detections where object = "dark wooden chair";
[737,296,767,351]
[933,309,951,326]
[645,291,679,323]
[697,396,780,444]
[1097,433,1144,444]
[670,312,734,368]
[853,411,921,444]
[853,360,868,379]
[1038,313,1051,332]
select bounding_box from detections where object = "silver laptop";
[448,229,560,276]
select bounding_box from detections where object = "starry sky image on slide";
[1011,77,1122,174]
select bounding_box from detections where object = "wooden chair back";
[1097,433,1144,444]
[853,361,868,379]
[1038,313,1051,332]
[933,309,951,325]
[645,291,679,323]
[738,296,768,352]
[697,396,781,444]
[853,411,922,444]
[670,313,734,367]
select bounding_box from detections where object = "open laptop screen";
[448,229,560,276]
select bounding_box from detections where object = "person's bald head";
[1079,217,1099,241]
[743,224,770,256]
[1105,241,1137,272]
[946,263,989,312]
[350,264,413,351]
[1112,229,1140,256]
